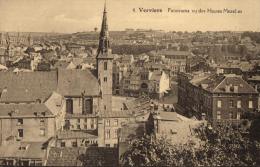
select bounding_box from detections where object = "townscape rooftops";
[123,97,151,112]
[0,103,53,118]
[158,49,190,57]
[192,73,258,94]
[46,147,118,167]
[46,147,85,166]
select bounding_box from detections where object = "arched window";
[66,98,73,114]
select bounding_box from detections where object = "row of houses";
[0,5,148,166]
[177,72,259,125]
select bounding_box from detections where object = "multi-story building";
[158,50,191,76]
[121,67,170,99]
[178,72,259,125]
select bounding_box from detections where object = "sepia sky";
[0,0,260,33]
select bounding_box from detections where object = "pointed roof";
[97,2,113,59]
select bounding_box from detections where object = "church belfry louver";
[96,3,113,113]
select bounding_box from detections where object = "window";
[229,100,234,108]
[114,129,118,138]
[105,129,110,139]
[217,111,221,120]
[77,119,80,123]
[17,119,23,125]
[66,99,73,114]
[83,99,93,114]
[229,112,233,119]
[18,129,23,138]
[104,77,107,82]
[237,100,241,108]
[61,142,65,147]
[77,125,80,130]
[249,100,253,108]
[84,124,88,129]
[114,119,118,126]
[104,62,107,70]
[237,112,241,120]
[106,144,110,147]
[40,128,45,136]
[90,119,94,129]
[217,100,222,108]
[72,141,77,147]
[104,105,107,110]
[64,120,70,130]
[84,118,88,123]
[105,120,110,126]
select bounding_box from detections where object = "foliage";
[121,123,260,167]
[194,123,260,166]
[120,135,197,167]
[242,32,260,44]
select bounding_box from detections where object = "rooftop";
[0,69,99,103]
[57,130,98,140]
[0,103,53,118]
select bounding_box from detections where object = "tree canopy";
[121,123,260,167]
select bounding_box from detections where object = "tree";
[122,124,260,167]
[120,135,197,167]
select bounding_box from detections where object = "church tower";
[96,3,113,113]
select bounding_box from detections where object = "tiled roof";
[80,147,118,167]
[57,69,99,96]
[0,103,54,118]
[123,97,151,112]
[46,147,85,166]
[193,74,258,94]
[0,71,57,102]
[214,76,258,94]
[46,147,118,167]
[57,130,98,140]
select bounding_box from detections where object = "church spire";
[97,2,110,56]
